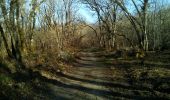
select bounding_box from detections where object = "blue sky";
[78,5,97,23]
[78,0,170,24]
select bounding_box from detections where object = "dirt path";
[45,51,114,100]
[39,51,170,100]
[38,51,119,100]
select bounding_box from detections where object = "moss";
[0,73,17,99]
[147,68,170,78]
[0,73,14,86]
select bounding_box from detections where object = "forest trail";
[43,51,117,100]
[40,50,169,100]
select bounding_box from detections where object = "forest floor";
[0,49,170,100]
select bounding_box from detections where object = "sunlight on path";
[40,50,170,100]
[41,51,117,100]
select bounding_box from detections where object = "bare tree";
[114,0,149,51]
[0,0,45,68]
[82,0,120,50]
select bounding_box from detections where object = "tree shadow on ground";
[9,64,170,100]
[36,73,164,100]
[8,70,69,100]
[54,72,157,92]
